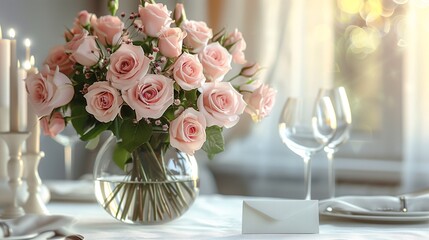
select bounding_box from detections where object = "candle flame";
[30,55,35,66]
[8,28,15,39]
[24,38,31,47]
[23,60,31,70]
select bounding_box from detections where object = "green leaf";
[163,107,176,121]
[120,105,135,119]
[119,119,153,152]
[113,144,131,171]
[71,66,88,85]
[109,117,123,138]
[202,126,224,160]
[80,122,112,141]
[70,104,91,136]
[133,41,145,46]
[185,89,198,105]
[85,135,100,150]
[136,38,155,54]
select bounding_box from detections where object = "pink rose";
[173,3,186,26]
[239,62,260,78]
[64,11,97,41]
[93,15,124,46]
[122,74,174,120]
[64,25,83,42]
[173,53,205,90]
[242,84,277,122]
[158,28,186,58]
[199,42,232,82]
[84,81,123,123]
[43,45,74,75]
[65,30,87,52]
[197,82,246,128]
[139,3,173,37]
[239,79,262,92]
[181,20,213,53]
[64,30,75,42]
[76,10,97,27]
[25,65,74,117]
[40,112,66,137]
[107,44,151,90]
[69,34,101,67]
[224,29,247,64]
[169,108,206,155]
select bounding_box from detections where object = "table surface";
[47,194,429,240]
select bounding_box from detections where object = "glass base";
[95,177,199,224]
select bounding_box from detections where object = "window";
[334,0,406,162]
[329,1,410,192]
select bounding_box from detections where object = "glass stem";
[326,149,336,199]
[64,143,73,180]
[303,155,312,200]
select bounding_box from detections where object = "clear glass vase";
[93,133,199,224]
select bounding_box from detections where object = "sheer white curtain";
[402,0,429,193]
[200,0,334,198]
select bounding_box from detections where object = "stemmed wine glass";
[52,124,80,180]
[316,87,352,199]
[279,96,337,200]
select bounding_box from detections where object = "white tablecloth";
[48,195,429,240]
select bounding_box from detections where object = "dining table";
[46,193,429,240]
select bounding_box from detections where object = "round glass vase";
[93,133,199,225]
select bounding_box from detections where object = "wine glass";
[316,87,352,199]
[279,97,337,200]
[52,124,80,180]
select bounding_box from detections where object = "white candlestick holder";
[0,132,29,219]
[22,151,48,215]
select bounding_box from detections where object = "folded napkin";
[0,214,75,238]
[319,194,429,213]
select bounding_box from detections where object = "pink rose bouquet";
[25,0,278,224]
[26,0,276,159]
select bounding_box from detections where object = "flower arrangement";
[26,0,276,160]
[25,0,277,224]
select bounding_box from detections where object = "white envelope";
[242,199,319,234]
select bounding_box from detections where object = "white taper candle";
[0,25,11,179]
[8,29,19,132]
[18,61,27,132]
[0,27,10,127]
